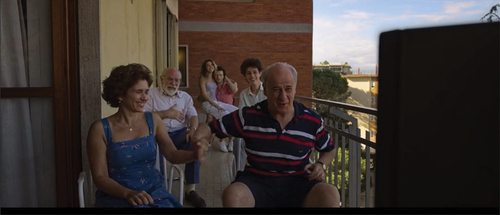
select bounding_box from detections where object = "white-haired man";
[144,68,206,207]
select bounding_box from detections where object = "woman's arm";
[153,113,206,164]
[87,120,153,206]
[225,77,238,93]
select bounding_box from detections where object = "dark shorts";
[232,170,322,207]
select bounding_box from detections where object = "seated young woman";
[197,59,238,151]
[213,66,238,152]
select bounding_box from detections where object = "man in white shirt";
[234,58,268,171]
[144,68,206,207]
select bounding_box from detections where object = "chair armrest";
[169,164,185,206]
[78,171,86,208]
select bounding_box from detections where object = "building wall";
[346,76,372,107]
[100,0,155,118]
[312,63,352,73]
[344,75,378,141]
[369,77,378,142]
[178,0,313,109]
[79,0,102,206]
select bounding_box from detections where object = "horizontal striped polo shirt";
[209,100,335,177]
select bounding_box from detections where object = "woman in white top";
[198,59,239,152]
[198,59,238,120]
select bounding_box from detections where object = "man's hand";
[164,104,184,122]
[304,163,326,181]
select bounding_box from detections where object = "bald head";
[261,62,298,116]
[261,62,298,89]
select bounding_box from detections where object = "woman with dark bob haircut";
[198,59,238,120]
[87,63,208,208]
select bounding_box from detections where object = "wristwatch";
[315,161,327,171]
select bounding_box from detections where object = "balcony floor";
[168,141,375,208]
[168,138,234,208]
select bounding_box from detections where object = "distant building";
[343,73,378,143]
[313,62,352,74]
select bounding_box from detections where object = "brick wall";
[178,0,312,23]
[178,0,313,111]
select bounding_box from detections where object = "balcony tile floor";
[168,138,233,208]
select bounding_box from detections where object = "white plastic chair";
[228,153,238,181]
[77,157,185,208]
[77,171,86,207]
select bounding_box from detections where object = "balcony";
[166,96,377,207]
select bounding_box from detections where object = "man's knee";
[303,183,340,207]
[222,182,254,207]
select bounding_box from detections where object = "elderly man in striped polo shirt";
[192,62,340,207]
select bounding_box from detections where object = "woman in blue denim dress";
[87,63,208,208]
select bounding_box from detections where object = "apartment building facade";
[313,62,352,74]
[344,74,378,142]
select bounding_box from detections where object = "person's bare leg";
[302,183,340,207]
[222,182,255,207]
[205,114,214,123]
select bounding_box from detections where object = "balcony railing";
[296,96,377,208]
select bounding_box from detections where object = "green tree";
[320,60,330,65]
[481,4,500,22]
[312,69,351,102]
[325,147,374,206]
[312,68,353,135]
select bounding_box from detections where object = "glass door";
[0,0,80,207]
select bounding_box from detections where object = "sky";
[313,0,499,74]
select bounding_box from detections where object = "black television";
[375,22,499,207]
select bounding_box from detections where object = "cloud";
[341,10,374,20]
[382,13,448,22]
[313,16,378,73]
[326,0,359,8]
[313,0,498,74]
[444,2,476,14]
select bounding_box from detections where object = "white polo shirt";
[238,83,267,108]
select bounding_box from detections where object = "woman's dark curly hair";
[101,63,153,108]
[200,59,217,77]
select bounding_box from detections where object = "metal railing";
[296,96,377,207]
